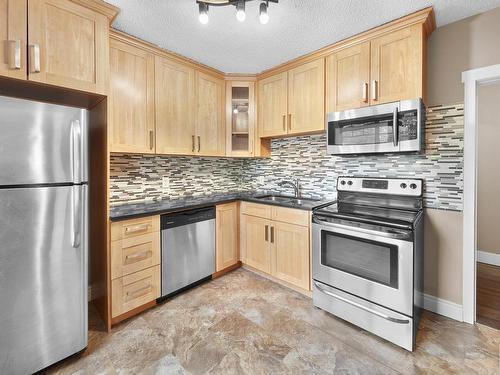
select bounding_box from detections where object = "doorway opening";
[462,64,500,325]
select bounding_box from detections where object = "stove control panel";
[337,177,423,196]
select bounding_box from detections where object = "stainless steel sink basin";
[255,195,320,205]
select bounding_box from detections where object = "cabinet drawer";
[111,265,160,318]
[272,206,309,227]
[111,215,160,241]
[111,233,160,279]
[240,202,272,219]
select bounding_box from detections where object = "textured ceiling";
[106,0,500,74]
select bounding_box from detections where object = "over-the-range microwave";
[326,98,425,155]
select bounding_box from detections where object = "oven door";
[312,216,414,316]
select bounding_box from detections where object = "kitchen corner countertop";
[109,191,335,221]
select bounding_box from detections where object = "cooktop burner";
[314,202,421,229]
[313,176,424,229]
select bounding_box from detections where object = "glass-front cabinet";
[225,81,255,157]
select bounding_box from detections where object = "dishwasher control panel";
[161,207,216,230]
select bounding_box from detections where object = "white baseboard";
[477,250,500,266]
[423,293,463,322]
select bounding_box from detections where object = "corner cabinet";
[0,0,115,94]
[258,59,325,138]
[109,38,155,154]
[195,71,225,156]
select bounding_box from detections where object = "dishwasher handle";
[161,206,216,230]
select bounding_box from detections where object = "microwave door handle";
[393,107,398,147]
[313,281,410,324]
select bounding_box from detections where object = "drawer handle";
[125,250,152,264]
[126,284,152,300]
[124,223,151,234]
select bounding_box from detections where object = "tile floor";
[45,269,500,375]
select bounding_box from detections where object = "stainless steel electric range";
[312,176,424,351]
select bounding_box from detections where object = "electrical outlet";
[257,176,265,185]
[162,176,170,190]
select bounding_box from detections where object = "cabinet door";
[258,72,288,137]
[195,71,225,156]
[370,25,423,105]
[326,42,370,113]
[287,58,325,134]
[241,215,271,274]
[0,0,27,80]
[272,222,310,291]
[155,56,195,155]
[226,81,255,157]
[109,39,155,154]
[27,0,109,94]
[216,202,239,271]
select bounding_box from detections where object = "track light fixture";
[196,0,278,24]
[198,2,209,24]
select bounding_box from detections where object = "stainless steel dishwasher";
[160,207,215,298]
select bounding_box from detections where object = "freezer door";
[0,186,88,375]
[0,95,88,185]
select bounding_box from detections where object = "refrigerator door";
[0,185,88,375]
[0,95,88,186]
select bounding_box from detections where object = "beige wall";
[477,83,500,254]
[423,6,500,305]
[424,209,463,304]
[427,6,500,106]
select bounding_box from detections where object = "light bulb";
[236,0,246,22]
[198,3,209,24]
[259,2,269,24]
[233,108,239,114]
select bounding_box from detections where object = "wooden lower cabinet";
[111,265,160,318]
[241,214,271,274]
[272,221,310,291]
[241,204,311,291]
[216,202,239,272]
[110,215,161,321]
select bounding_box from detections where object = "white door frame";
[461,64,500,324]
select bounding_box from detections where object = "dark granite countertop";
[109,191,335,221]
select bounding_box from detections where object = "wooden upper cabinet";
[155,55,196,155]
[287,58,325,134]
[258,72,288,137]
[0,0,27,80]
[370,25,423,105]
[109,39,155,154]
[226,80,255,157]
[327,42,370,113]
[27,0,109,94]
[195,71,225,156]
[216,202,239,272]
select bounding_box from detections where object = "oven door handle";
[312,217,411,240]
[313,281,410,324]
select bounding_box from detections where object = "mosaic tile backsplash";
[110,103,464,211]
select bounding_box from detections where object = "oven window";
[321,231,399,288]
[328,113,395,146]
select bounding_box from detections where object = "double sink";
[254,194,320,206]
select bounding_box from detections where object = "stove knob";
[410,183,417,189]
[340,180,346,185]
[347,180,353,186]
[400,183,407,189]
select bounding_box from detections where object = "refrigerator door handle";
[71,120,82,184]
[72,185,82,248]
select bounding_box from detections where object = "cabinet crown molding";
[70,0,120,22]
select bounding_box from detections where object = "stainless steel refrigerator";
[0,95,88,375]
